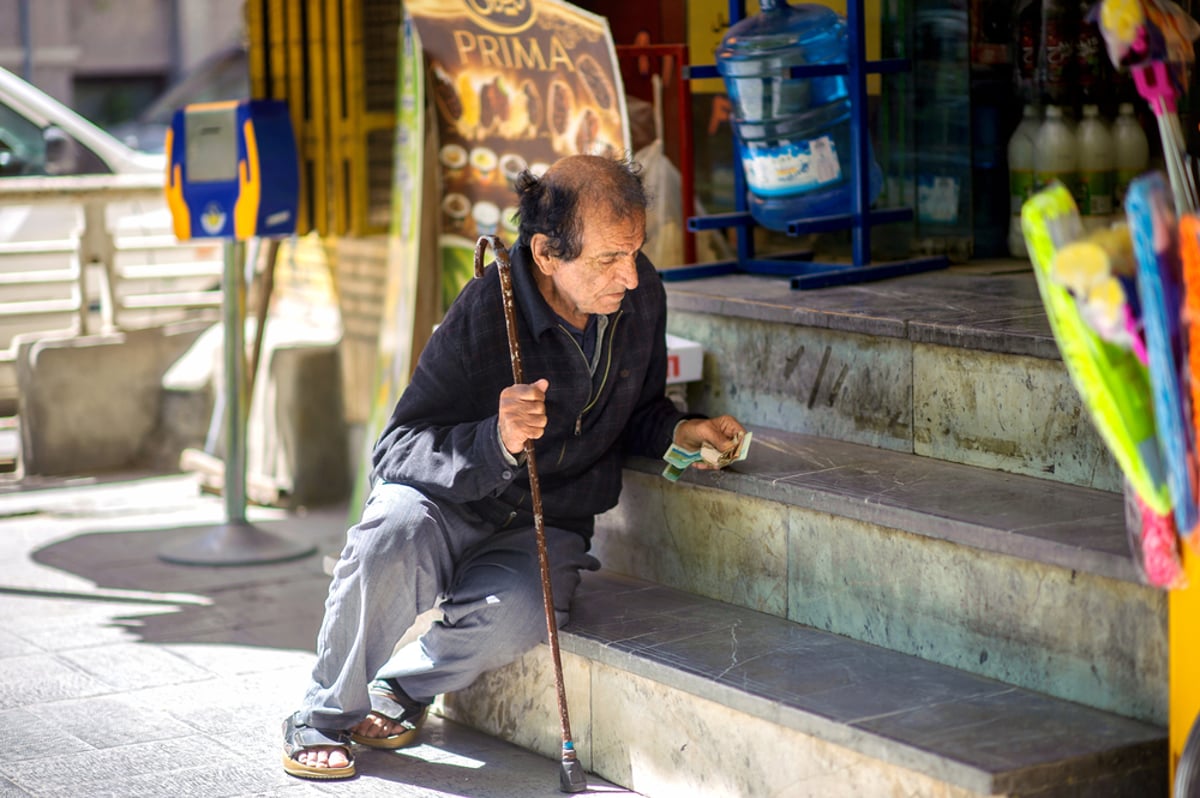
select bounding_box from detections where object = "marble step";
[594,425,1167,726]
[663,268,1123,494]
[442,570,1166,798]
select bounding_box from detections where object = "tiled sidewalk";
[0,472,636,797]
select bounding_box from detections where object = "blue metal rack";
[669,0,949,290]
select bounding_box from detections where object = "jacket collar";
[510,241,571,339]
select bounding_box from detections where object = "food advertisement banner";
[354,15,428,516]
[404,0,630,308]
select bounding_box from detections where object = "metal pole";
[18,0,32,82]
[167,0,184,85]
[223,239,248,523]
[846,0,870,267]
[158,238,314,566]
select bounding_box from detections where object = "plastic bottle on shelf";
[1013,0,1041,103]
[715,0,883,231]
[1077,105,1116,231]
[1112,102,1149,208]
[1034,105,1079,201]
[1076,0,1115,111]
[1039,0,1076,106]
[908,2,972,260]
[1007,104,1040,257]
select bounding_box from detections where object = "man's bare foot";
[351,712,401,740]
[281,713,355,780]
[296,746,352,770]
[348,705,426,750]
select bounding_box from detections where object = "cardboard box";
[665,333,703,385]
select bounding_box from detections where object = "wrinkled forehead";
[578,205,646,249]
[578,197,645,233]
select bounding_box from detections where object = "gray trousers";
[299,481,599,730]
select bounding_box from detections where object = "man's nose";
[617,255,639,289]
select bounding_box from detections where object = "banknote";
[664,442,702,469]
[661,431,752,481]
[701,431,752,468]
[661,462,689,482]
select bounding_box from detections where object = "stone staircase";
[439,264,1170,797]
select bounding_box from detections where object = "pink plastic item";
[1131,60,1178,112]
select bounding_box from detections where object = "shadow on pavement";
[29,521,336,652]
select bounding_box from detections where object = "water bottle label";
[917,174,960,223]
[1010,169,1035,214]
[741,135,843,196]
[1079,171,1115,215]
[1035,171,1080,199]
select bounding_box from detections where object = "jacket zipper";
[557,311,622,441]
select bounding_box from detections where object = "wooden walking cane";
[473,235,587,793]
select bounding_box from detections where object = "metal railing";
[0,172,223,344]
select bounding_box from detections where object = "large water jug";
[716,0,883,231]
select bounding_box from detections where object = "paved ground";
[0,471,638,798]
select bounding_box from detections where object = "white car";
[0,66,165,179]
[0,66,221,409]
[0,67,220,343]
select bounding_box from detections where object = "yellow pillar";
[1171,539,1200,792]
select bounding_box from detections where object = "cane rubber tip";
[559,758,587,793]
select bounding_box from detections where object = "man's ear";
[530,233,557,275]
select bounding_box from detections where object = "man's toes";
[297,746,347,769]
[353,714,392,738]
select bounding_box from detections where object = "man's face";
[543,211,645,324]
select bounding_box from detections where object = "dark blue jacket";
[371,241,685,538]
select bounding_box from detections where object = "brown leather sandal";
[281,712,355,780]
[349,678,428,750]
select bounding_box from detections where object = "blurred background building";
[0,0,244,137]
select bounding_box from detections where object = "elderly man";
[282,153,745,779]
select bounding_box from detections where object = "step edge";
[562,630,1003,796]
[683,466,1137,583]
[665,277,1063,362]
[564,572,1166,796]
[623,427,1139,584]
[666,290,908,342]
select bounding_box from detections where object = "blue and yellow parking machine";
[165,99,298,241]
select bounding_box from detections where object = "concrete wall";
[16,318,352,508]
[0,0,243,105]
[15,320,211,475]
